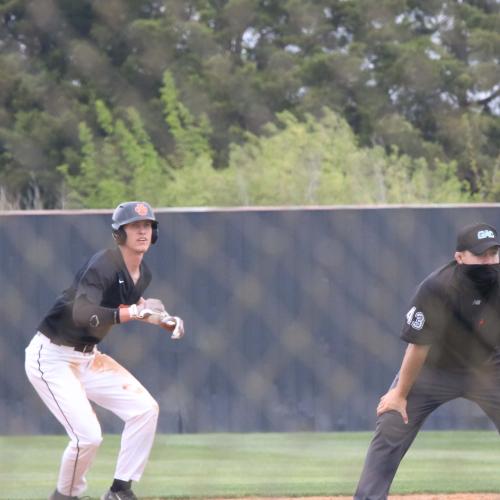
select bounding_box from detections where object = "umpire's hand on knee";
[377,388,409,424]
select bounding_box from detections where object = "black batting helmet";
[111,201,159,245]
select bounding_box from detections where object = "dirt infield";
[218,495,500,500]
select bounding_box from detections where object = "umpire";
[354,222,500,499]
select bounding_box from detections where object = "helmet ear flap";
[151,222,159,245]
[112,227,127,245]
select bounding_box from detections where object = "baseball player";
[354,222,500,500]
[25,201,184,500]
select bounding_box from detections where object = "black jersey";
[401,260,500,370]
[38,247,152,346]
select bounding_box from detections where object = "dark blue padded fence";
[1,205,499,434]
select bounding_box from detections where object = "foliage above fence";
[0,1,499,208]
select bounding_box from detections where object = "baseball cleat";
[48,490,79,500]
[101,489,138,500]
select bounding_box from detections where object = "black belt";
[43,334,95,353]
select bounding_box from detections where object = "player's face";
[123,220,153,253]
[455,247,500,265]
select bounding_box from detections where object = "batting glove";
[160,314,185,339]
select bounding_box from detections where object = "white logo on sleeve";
[406,306,425,330]
[89,314,100,327]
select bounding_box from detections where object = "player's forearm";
[73,296,120,327]
[393,343,430,398]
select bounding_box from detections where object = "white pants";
[25,332,159,497]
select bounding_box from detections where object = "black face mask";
[460,263,500,297]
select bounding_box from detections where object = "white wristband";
[128,304,139,319]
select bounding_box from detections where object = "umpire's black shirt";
[39,247,151,347]
[401,260,500,370]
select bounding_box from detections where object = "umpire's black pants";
[353,362,500,500]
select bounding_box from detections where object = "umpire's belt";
[40,332,96,353]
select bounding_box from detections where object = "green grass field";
[1,430,500,499]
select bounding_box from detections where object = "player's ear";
[455,251,463,264]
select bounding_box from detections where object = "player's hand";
[128,299,165,321]
[376,388,408,424]
[139,298,166,318]
[160,314,185,340]
[138,299,165,319]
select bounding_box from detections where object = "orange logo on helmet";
[134,203,149,216]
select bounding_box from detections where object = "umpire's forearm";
[394,343,431,398]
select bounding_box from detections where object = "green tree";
[160,71,213,168]
[165,155,237,207]
[59,100,169,208]
[1,0,498,207]
[227,108,472,205]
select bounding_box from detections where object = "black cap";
[456,223,500,255]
